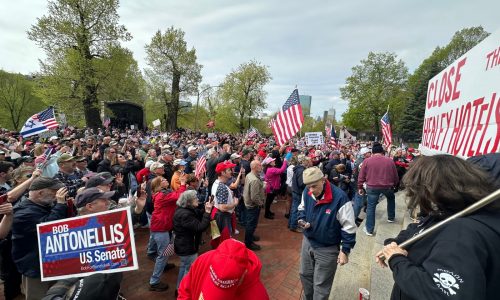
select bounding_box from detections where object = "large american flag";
[271,89,304,146]
[380,111,392,150]
[195,155,207,179]
[329,125,339,149]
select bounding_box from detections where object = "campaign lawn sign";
[420,28,500,158]
[37,207,138,281]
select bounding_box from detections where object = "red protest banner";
[36,207,138,281]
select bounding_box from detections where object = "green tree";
[28,0,132,128]
[145,27,202,131]
[341,52,409,133]
[0,71,46,130]
[219,61,271,132]
[399,26,489,141]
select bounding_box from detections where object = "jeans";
[288,193,301,229]
[299,237,339,300]
[352,192,367,218]
[176,254,198,289]
[245,207,260,246]
[149,231,171,285]
[365,188,395,233]
[236,198,247,226]
[146,233,157,256]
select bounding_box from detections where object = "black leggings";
[265,191,277,215]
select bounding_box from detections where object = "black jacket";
[97,159,112,173]
[12,199,67,278]
[207,152,231,189]
[173,206,211,256]
[292,165,306,195]
[387,212,500,300]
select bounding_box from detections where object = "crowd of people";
[0,125,498,300]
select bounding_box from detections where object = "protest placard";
[305,132,324,146]
[152,119,161,127]
[420,29,500,158]
[37,207,138,281]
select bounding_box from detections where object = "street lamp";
[195,85,221,131]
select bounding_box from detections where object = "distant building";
[299,95,312,117]
[323,111,328,123]
[328,109,336,123]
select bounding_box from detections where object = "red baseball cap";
[215,161,236,174]
[199,239,249,299]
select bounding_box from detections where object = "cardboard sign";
[305,132,324,146]
[420,29,500,158]
[152,119,161,127]
[37,207,138,281]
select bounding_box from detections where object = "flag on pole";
[247,126,260,138]
[271,89,304,146]
[103,116,111,128]
[195,155,207,179]
[330,125,339,149]
[20,107,59,138]
[380,111,392,150]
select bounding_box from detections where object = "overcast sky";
[1,0,499,119]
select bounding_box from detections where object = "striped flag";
[271,89,304,146]
[103,116,111,128]
[329,125,339,149]
[195,155,207,179]
[247,126,260,138]
[381,111,392,150]
[20,107,59,138]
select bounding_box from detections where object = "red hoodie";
[178,239,269,300]
[150,185,186,232]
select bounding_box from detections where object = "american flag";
[20,107,59,138]
[195,154,207,179]
[247,126,259,138]
[325,123,332,138]
[381,111,392,150]
[271,89,304,146]
[329,125,339,149]
[36,147,53,169]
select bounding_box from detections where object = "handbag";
[210,220,221,240]
[161,234,176,257]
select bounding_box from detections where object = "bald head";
[250,160,262,174]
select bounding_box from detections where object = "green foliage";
[218,61,271,132]
[28,0,133,128]
[399,26,489,141]
[341,52,409,133]
[145,26,202,131]
[0,71,46,130]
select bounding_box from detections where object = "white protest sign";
[305,132,324,146]
[152,119,161,127]
[421,29,500,158]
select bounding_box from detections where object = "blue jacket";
[298,180,356,253]
[12,199,67,278]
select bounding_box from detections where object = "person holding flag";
[20,107,59,138]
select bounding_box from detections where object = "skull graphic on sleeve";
[433,272,460,295]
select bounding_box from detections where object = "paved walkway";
[121,199,304,299]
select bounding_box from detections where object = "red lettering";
[461,97,484,157]
[468,102,488,157]
[435,113,446,150]
[445,66,454,103]
[476,93,496,156]
[452,102,471,156]
[438,72,448,107]
[490,93,500,153]
[430,116,438,149]
[452,57,467,101]
[447,107,463,154]
[440,111,452,151]
[427,82,435,109]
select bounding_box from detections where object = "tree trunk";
[168,72,181,131]
[83,84,101,129]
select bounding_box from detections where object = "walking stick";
[378,188,500,261]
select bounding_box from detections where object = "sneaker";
[163,263,175,272]
[246,243,262,251]
[363,227,374,236]
[253,235,260,241]
[387,219,395,223]
[355,217,364,227]
[149,282,169,292]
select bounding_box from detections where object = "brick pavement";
[120,199,304,299]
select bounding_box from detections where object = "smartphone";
[0,194,8,205]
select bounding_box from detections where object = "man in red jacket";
[357,143,398,236]
[178,238,269,300]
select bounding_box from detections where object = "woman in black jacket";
[375,155,500,300]
[173,189,213,293]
